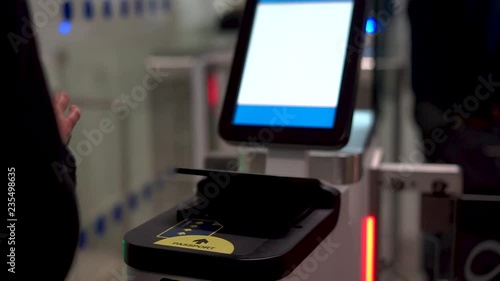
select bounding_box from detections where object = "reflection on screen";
[233,0,354,128]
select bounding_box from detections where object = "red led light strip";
[361,215,376,281]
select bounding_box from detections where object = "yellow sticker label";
[154,235,234,254]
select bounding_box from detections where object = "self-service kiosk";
[123,109,380,281]
[123,0,376,279]
[122,0,496,280]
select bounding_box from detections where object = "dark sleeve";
[64,145,78,186]
[407,0,468,110]
[408,0,497,115]
[9,0,80,279]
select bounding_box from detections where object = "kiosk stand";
[123,110,380,281]
[122,109,484,281]
[122,0,497,279]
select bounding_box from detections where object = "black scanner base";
[124,168,341,281]
[176,168,339,239]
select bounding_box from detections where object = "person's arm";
[52,91,81,186]
[10,1,80,279]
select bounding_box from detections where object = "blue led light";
[104,0,112,18]
[121,0,129,17]
[142,184,153,200]
[84,0,94,20]
[95,216,106,236]
[365,17,377,34]
[78,230,88,248]
[63,1,72,20]
[128,193,138,210]
[58,20,72,35]
[112,204,123,222]
[135,0,144,15]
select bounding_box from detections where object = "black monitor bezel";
[219,0,366,149]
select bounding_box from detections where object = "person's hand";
[53,92,81,144]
